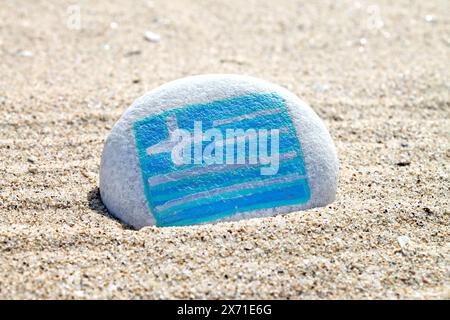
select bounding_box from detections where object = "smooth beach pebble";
[100,74,339,228]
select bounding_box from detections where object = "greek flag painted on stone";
[133,93,310,226]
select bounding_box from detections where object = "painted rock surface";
[100,75,339,228]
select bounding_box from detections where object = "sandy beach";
[0,0,449,299]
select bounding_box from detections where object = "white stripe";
[155,173,306,213]
[148,151,298,187]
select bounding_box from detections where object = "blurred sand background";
[0,0,449,299]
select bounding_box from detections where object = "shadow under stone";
[87,187,135,230]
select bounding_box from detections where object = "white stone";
[17,50,33,57]
[397,235,410,249]
[100,74,339,228]
[144,31,161,43]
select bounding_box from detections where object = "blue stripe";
[137,129,299,176]
[157,178,307,216]
[213,113,291,132]
[150,157,305,205]
[176,93,285,131]
[158,181,309,226]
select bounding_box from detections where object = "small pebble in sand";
[424,15,436,23]
[397,235,410,254]
[124,50,142,57]
[400,142,409,148]
[27,156,36,164]
[313,83,330,92]
[17,50,33,57]
[396,160,411,166]
[144,31,161,43]
[397,235,410,246]
[28,167,37,174]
